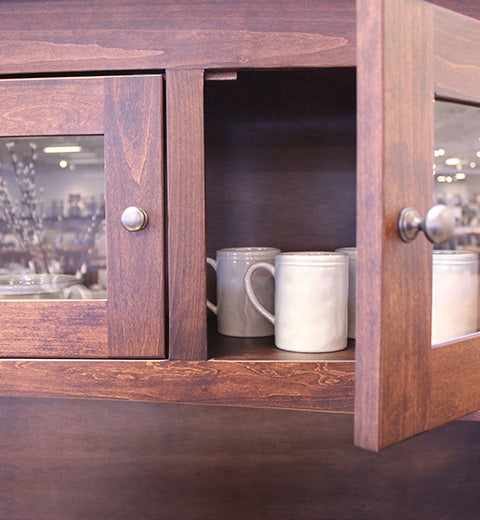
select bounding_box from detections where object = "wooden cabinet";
[0,75,165,358]
[0,0,478,451]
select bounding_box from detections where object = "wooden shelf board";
[208,324,355,361]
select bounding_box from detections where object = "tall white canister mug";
[432,250,478,345]
[207,247,280,337]
[335,247,356,339]
[244,252,348,352]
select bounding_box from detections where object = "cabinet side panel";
[166,69,207,360]
[105,75,165,358]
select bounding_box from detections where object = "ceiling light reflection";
[43,146,83,154]
[445,157,461,166]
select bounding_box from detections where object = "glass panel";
[433,100,480,344]
[0,136,105,299]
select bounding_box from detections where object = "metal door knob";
[398,204,455,244]
[121,206,148,232]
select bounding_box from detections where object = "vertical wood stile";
[166,70,207,360]
[356,0,434,450]
[105,75,166,358]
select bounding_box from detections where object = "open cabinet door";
[356,0,480,450]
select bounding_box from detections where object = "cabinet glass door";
[0,75,165,358]
[433,101,480,345]
[356,0,480,450]
[0,135,106,300]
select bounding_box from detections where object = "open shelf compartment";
[205,68,357,362]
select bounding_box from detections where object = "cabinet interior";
[204,67,356,360]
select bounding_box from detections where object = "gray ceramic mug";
[207,247,280,337]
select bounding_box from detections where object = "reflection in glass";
[0,136,105,299]
[433,100,480,344]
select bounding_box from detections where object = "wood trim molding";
[0,358,355,412]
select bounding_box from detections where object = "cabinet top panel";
[0,1,476,74]
[0,0,356,73]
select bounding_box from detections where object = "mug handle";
[244,262,275,324]
[206,257,217,314]
[63,284,92,299]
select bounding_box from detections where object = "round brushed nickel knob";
[120,206,148,232]
[398,204,455,244]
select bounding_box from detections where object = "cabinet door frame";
[356,0,480,450]
[0,75,165,358]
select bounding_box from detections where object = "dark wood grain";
[0,0,476,77]
[105,75,165,358]
[0,301,107,357]
[430,339,480,428]
[379,0,434,449]
[434,5,480,104]
[1,397,479,520]
[430,0,480,21]
[166,70,207,360]
[0,358,355,412]
[0,77,104,135]
[0,0,355,74]
[355,0,384,451]
[355,0,434,450]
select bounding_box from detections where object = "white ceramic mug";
[207,247,280,337]
[432,250,478,345]
[335,247,356,339]
[244,252,348,352]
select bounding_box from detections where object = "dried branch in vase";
[0,176,32,258]
[5,141,49,273]
[77,205,106,276]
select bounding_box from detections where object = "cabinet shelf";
[208,318,355,361]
